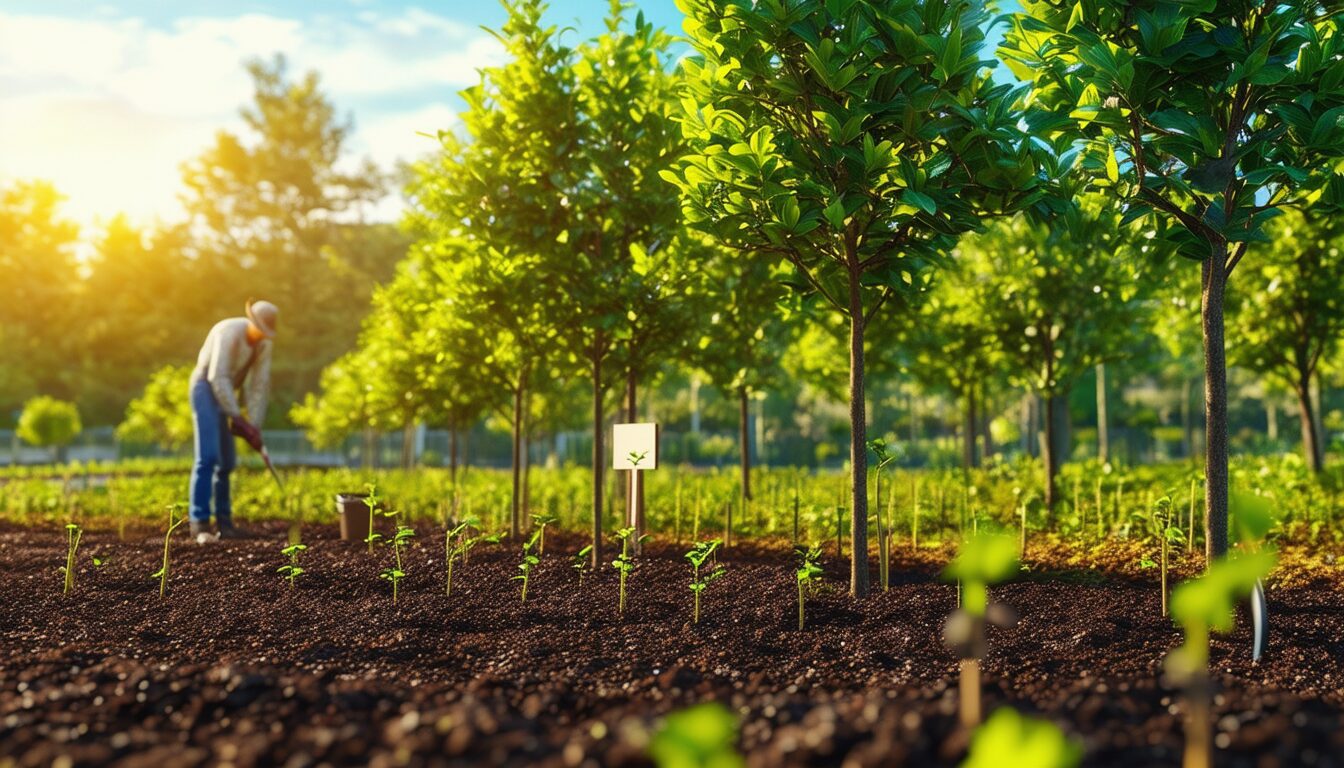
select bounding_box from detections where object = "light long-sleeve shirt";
[190,318,272,423]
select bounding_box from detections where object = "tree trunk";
[846,270,870,598]
[521,391,532,526]
[449,427,459,485]
[1043,393,1059,516]
[1312,371,1327,470]
[1181,377,1194,460]
[1096,363,1109,463]
[1201,251,1229,561]
[979,385,994,461]
[739,386,752,502]
[962,386,978,469]
[690,376,702,434]
[1266,398,1279,443]
[908,391,918,445]
[1296,378,1323,474]
[401,421,414,469]
[510,385,523,541]
[590,346,605,569]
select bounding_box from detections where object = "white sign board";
[612,423,658,470]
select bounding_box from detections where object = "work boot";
[217,522,251,540]
[190,521,217,544]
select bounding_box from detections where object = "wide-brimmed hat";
[246,299,279,339]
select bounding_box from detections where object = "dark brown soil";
[1,522,1341,767]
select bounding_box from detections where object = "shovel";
[259,444,285,491]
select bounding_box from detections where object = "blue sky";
[0,1,1018,228]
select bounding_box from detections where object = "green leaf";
[649,703,743,768]
[1065,2,1084,33]
[904,189,936,215]
[963,708,1081,768]
[823,199,846,229]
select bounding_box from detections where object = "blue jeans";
[189,379,236,525]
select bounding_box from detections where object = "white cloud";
[0,6,501,228]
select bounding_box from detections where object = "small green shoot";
[531,512,558,555]
[795,544,823,631]
[1135,495,1184,616]
[942,534,1021,729]
[572,544,593,586]
[1166,549,1276,768]
[278,541,307,589]
[514,530,541,602]
[363,482,382,554]
[60,522,82,595]
[379,517,416,604]
[151,503,187,599]
[648,702,744,768]
[611,526,648,617]
[685,539,725,624]
[961,707,1081,768]
[444,517,500,597]
[868,438,896,592]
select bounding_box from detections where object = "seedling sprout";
[572,544,593,587]
[379,513,415,604]
[60,522,82,595]
[942,533,1020,728]
[795,544,823,631]
[151,503,187,599]
[278,540,307,589]
[514,530,541,602]
[684,538,725,624]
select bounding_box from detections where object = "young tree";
[1230,210,1344,472]
[958,194,1161,513]
[561,2,688,556]
[117,365,195,451]
[1003,1,1344,558]
[668,0,1043,595]
[412,0,574,541]
[17,396,82,462]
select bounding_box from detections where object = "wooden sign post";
[613,423,658,552]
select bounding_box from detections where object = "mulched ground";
[1,521,1341,767]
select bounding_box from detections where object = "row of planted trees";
[298,0,1344,595]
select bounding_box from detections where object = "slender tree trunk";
[401,421,414,469]
[510,385,523,540]
[908,391,918,445]
[449,427,459,485]
[1312,371,1327,470]
[1296,377,1323,474]
[962,386,978,469]
[1266,398,1279,443]
[846,269,870,598]
[521,391,532,526]
[1043,393,1059,516]
[1201,251,1229,561]
[591,345,605,569]
[1181,377,1194,460]
[739,386,752,502]
[979,385,994,461]
[1096,363,1109,463]
[690,376,702,434]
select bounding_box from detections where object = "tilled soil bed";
[1,521,1342,767]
